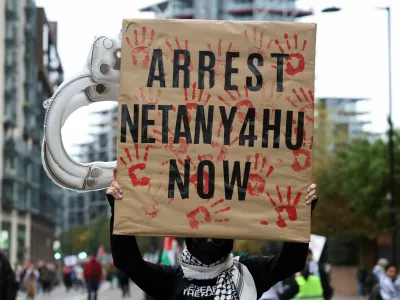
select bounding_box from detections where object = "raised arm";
[107,170,179,299]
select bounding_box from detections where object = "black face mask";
[186,238,233,266]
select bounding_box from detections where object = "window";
[99,134,108,148]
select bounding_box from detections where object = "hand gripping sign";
[42,36,121,191]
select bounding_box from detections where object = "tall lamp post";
[322,6,396,265]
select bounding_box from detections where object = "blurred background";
[0,0,399,299]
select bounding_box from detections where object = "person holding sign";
[106,169,318,300]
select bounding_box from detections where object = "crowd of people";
[0,250,132,300]
[356,258,400,300]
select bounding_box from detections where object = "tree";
[315,131,400,267]
[58,225,88,254]
[85,214,110,254]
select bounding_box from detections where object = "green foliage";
[316,131,400,240]
[58,225,88,254]
[85,214,110,254]
[326,236,360,266]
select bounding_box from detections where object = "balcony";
[24,24,36,40]
[5,0,18,20]
[24,0,36,17]
[5,52,17,72]
[5,26,18,46]
[5,84,17,100]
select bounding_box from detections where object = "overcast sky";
[35,0,400,158]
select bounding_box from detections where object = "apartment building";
[0,0,64,264]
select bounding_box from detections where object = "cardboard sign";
[310,234,327,262]
[114,19,316,242]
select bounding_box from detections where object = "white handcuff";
[42,36,121,191]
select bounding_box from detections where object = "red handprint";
[207,39,236,79]
[183,82,212,124]
[272,33,307,76]
[134,87,161,105]
[260,81,286,119]
[164,37,194,72]
[246,153,276,197]
[144,199,161,219]
[143,183,165,218]
[286,87,314,124]
[285,119,313,172]
[266,185,302,228]
[186,198,230,230]
[126,26,155,69]
[217,85,256,123]
[153,129,190,159]
[119,144,159,187]
[244,27,270,56]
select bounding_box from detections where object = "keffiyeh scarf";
[180,248,257,300]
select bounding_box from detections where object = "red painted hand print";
[272,33,307,76]
[134,87,161,105]
[183,82,212,124]
[120,144,159,187]
[291,136,313,172]
[144,199,161,219]
[260,81,286,119]
[126,27,155,69]
[217,85,256,123]
[246,153,275,196]
[244,28,270,56]
[285,120,313,172]
[143,183,165,218]
[199,142,229,163]
[267,185,302,228]
[286,87,314,124]
[186,198,230,230]
[165,37,194,72]
[153,129,190,159]
[207,39,235,79]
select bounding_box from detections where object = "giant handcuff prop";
[42,36,122,191]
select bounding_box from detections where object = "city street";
[15,282,357,300]
[17,282,144,300]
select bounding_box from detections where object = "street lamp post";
[384,6,397,266]
[322,6,396,265]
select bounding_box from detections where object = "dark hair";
[308,249,313,255]
[385,264,398,272]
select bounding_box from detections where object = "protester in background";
[15,264,23,292]
[24,265,39,300]
[38,262,53,294]
[319,262,334,300]
[106,169,319,300]
[117,268,131,298]
[379,264,400,300]
[367,258,390,295]
[75,263,85,291]
[306,249,320,277]
[292,265,324,300]
[0,250,18,300]
[106,261,117,288]
[357,265,369,297]
[84,254,102,300]
[373,259,389,280]
[63,264,73,292]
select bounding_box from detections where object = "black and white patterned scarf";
[180,248,257,300]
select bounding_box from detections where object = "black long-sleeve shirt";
[0,251,17,300]
[108,194,316,300]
